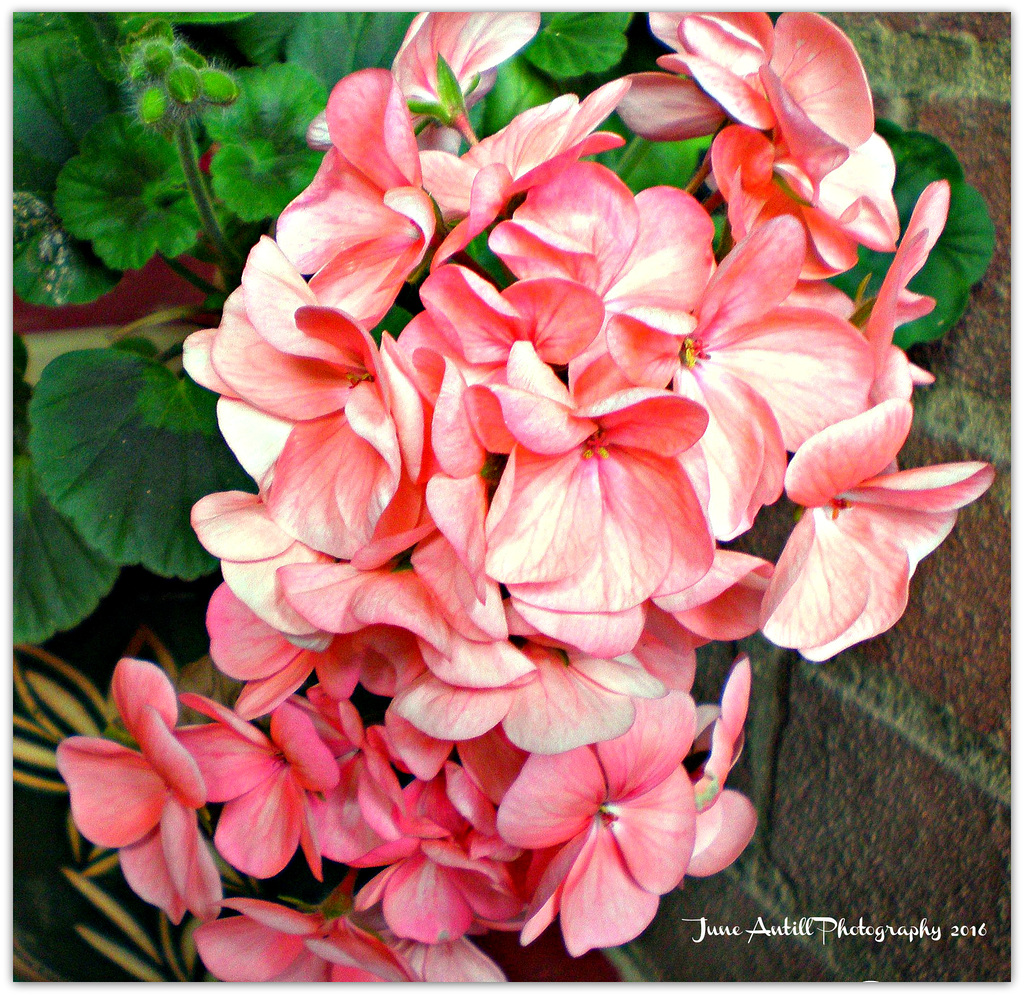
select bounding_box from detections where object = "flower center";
[828,497,851,520]
[680,337,707,369]
[581,429,609,460]
[598,803,618,827]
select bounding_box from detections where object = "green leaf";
[831,120,995,347]
[15,335,31,456]
[284,12,416,89]
[14,455,120,646]
[57,13,121,80]
[597,126,710,195]
[13,14,121,193]
[14,192,120,307]
[523,13,633,79]
[369,305,414,346]
[205,63,327,222]
[54,114,201,272]
[480,56,558,137]
[28,348,255,581]
[227,13,302,65]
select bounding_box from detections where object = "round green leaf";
[284,12,416,89]
[830,120,994,347]
[206,63,327,222]
[14,192,120,306]
[14,455,120,645]
[13,13,121,194]
[54,114,201,272]
[28,348,255,581]
[523,13,633,79]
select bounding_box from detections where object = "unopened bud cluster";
[123,20,238,128]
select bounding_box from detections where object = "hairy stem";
[174,124,241,270]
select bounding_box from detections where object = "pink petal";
[688,789,757,876]
[597,691,697,801]
[382,853,474,943]
[135,706,205,808]
[119,826,185,924]
[392,673,513,742]
[159,796,222,921]
[215,769,304,879]
[195,913,307,982]
[56,738,165,848]
[191,491,293,563]
[784,399,913,508]
[611,766,696,892]
[849,461,994,513]
[559,825,660,956]
[111,657,178,741]
[496,747,604,849]
[271,701,340,793]
[617,71,726,141]
[175,723,278,802]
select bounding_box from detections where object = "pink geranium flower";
[606,215,874,539]
[277,69,436,325]
[421,79,630,265]
[177,696,340,880]
[620,12,874,174]
[761,399,995,659]
[496,692,699,955]
[56,658,221,924]
[483,340,713,615]
[195,895,415,982]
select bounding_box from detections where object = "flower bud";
[139,86,168,125]
[177,46,207,70]
[166,64,200,105]
[142,41,173,78]
[199,69,238,106]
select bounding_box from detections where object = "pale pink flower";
[607,215,874,539]
[277,69,436,325]
[760,399,995,659]
[483,340,713,616]
[353,766,524,944]
[620,13,874,176]
[420,79,630,265]
[496,693,699,956]
[712,123,899,279]
[177,696,340,880]
[385,931,506,982]
[56,658,221,924]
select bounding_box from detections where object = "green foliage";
[284,12,416,89]
[227,13,301,65]
[370,305,414,346]
[206,63,327,222]
[13,193,120,307]
[54,115,201,271]
[480,56,558,137]
[831,120,996,347]
[14,455,120,645]
[598,122,711,195]
[13,14,121,194]
[57,13,121,80]
[28,349,255,581]
[523,13,633,78]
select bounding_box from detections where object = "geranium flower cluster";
[56,11,993,982]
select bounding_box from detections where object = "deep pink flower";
[178,696,340,880]
[496,692,699,956]
[194,895,415,982]
[760,400,995,659]
[56,658,221,924]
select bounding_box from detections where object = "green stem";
[174,124,241,270]
[157,252,222,297]
[615,135,648,184]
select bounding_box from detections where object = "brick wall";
[608,13,1011,983]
